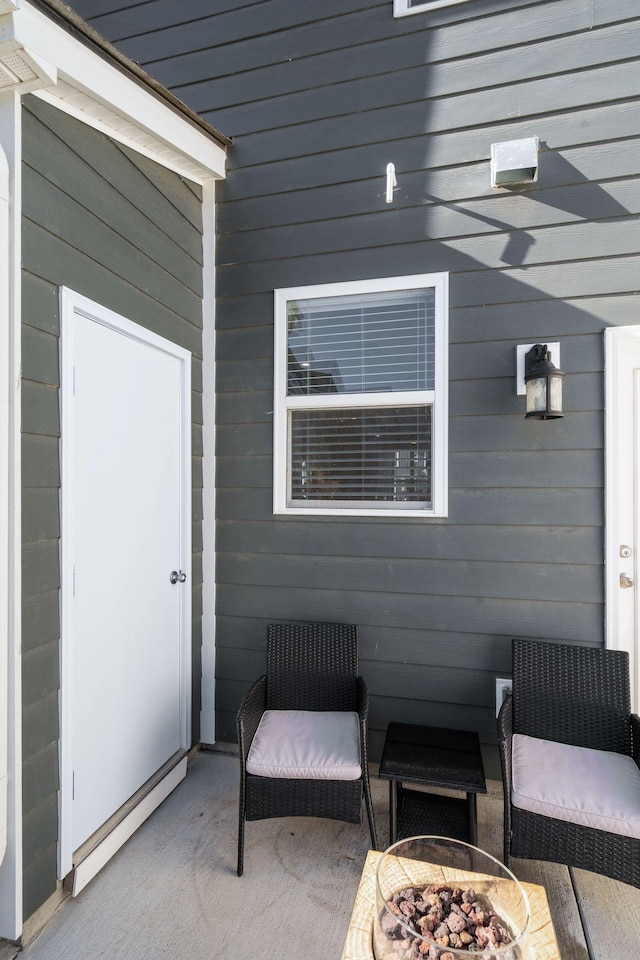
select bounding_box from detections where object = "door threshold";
[68,752,187,897]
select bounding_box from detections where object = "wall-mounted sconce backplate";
[516,342,560,395]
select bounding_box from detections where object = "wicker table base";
[378,722,487,845]
[341,850,560,960]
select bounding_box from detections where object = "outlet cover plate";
[496,678,512,716]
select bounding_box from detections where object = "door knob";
[170,570,187,584]
[620,573,635,589]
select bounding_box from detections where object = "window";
[394,0,473,16]
[273,274,448,517]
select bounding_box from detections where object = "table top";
[341,850,560,960]
[379,721,487,794]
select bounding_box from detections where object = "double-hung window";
[273,273,448,517]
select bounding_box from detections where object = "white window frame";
[273,273,449,518]
[394,0,474,16]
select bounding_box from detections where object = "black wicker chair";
[236,621,378,876]
[498,637,640,887]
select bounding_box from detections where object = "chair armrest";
[497,692,513,783]
[356,675,371,777]
[356,676,369,723]
[236,675,267,765]
[631,713,640,767]
[497,692,513,865]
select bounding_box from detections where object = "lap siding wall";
[72,0,638,753]
[21,95,204,921]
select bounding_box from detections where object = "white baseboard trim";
[71,756,188,897]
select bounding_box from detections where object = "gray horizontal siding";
[216,615,515,670]
[213,67,640,171]
[214,254,640,311]
[74,0,639,759]
[219,160,640,234]
[216,521,601,564]
[218,193,639,265]
[217,486,604,526]
[216,554,602,604]
[214,583,602,638]
[216,100,640,203]
[23,117,202,294]
[76,0,636,67]
[191,22,640,133]
[21,95,204,921]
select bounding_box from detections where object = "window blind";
[290,406,431,505]
[287,289,435,396]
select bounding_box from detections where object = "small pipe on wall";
[385,162,397,203]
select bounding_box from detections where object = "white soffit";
[0,7,56,92]
[3,3,226,183]
[36,79,223,183]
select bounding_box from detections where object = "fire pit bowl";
[373,836,531,960]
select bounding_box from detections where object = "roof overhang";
[0,0,227,182]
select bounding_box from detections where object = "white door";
[605,325,640,711]
[59,290,191,874]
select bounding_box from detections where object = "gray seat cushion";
[512,733,640,839]
[246,709,361,780]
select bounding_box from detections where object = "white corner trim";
[0,90,23,941]
[200,178,216,745]
[12,2,226,182]
[0,110,9,880]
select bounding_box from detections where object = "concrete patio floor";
[6,749,640,960]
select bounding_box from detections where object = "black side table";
[379,722,487,845]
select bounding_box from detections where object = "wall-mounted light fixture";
[516,343,564,419]
[491,137,539,188]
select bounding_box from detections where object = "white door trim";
[605,324,640,709]
[0,113,10,879]
[71,755,187,897]
[58,288,192,879]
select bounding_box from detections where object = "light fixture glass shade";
[524,344,564,419]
